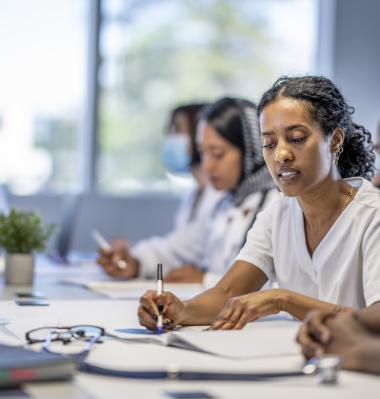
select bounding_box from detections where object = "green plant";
[0,209,55,254]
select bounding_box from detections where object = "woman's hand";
[296,310,367,360]
[298,310,380,372]
[296,310,336,359]
[164,265,205,283]
[96,238,139,279]
[138,290,185,331]
[208,289,284,330]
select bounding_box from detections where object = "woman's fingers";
[233,313,250,330]
[138,291,184,331]
[103,263,127,277]
[296,322,324,359]
[209,299,244,330]
[140,290,160,318]
[296,311,337,359]
[209,302,234,330]
[138,305,157,330]
[96,241,133,276]
[305,311,334,344]
[158,292,183,328]
[217,307,244,330]
[208,290,283,331]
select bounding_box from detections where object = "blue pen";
[156,263,164,334]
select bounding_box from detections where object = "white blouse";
[132,186,278,288]
[236,178,380,308]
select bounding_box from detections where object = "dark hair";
[199,97,267,182]
[257,75,375,180]
[169,103,208,166]
[199,97,255,155]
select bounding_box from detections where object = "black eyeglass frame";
[26,324,105,343]
[25,325,106,361]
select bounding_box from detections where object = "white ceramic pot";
[5,254,35,285]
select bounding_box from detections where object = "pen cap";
[157,263,163,280]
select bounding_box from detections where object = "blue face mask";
[162,134,191,174]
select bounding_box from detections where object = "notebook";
[83,338,304,381]
[113,320,301,359]
[0,344,76,387]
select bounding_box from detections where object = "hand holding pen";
[138,273,185,332]
[94,229,139,278]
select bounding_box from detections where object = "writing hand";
[138,290,185,331]
[96,238,139,278]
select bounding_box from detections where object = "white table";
[1,259,380,399]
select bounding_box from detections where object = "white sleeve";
[362,211,380,306]
[131,217,208,279]
[173,190,194,230]
[234,205,275,282]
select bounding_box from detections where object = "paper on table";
[85,339,304,375]
[113,320,301,359]
[59,279,204,299]
[0,325,22,346]
[0,317,11,325]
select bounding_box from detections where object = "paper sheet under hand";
[113,320,301,358]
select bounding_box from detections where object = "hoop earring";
[334,146,343,166]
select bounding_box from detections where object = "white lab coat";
[132,186,278,288]
[173,185,210,229]
[236,177,380,308]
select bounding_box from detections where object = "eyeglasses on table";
[25,324,105,361]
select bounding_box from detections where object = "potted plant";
[0,209,55,285]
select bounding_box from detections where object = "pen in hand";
[156,263,164,334]
[92,229,127,270]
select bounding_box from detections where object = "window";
[0,0,88,194]
[0,0,317,195]
[97,0,317,194]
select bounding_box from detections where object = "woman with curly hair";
[138,75,380,331]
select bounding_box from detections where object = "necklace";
[341,185,354,213]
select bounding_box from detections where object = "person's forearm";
[280,289,352,320]
[179,285,231,326]
[178,261,268,326]
[354,301,380,334]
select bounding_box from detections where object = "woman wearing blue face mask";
[97,103,224,281]
[97,98,277,286]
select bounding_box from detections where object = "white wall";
[10,193,180,251]
[318,0,380,134]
